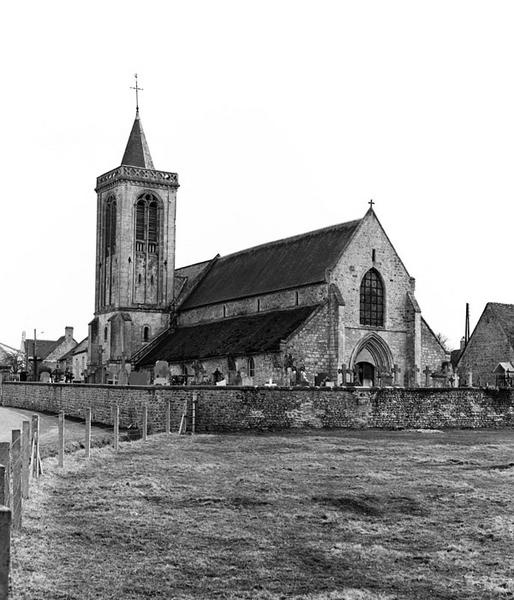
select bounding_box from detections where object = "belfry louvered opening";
[135,193,160,253]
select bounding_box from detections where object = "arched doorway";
[350,334,393,387]
[356,361,375,387]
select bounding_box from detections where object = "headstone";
[392,364,401,386]
[128,371,151,386]
[413,364,420,387]
[467,371,473,387]
[155,361,169,378]
[40,372,50,383]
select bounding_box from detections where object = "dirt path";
[0,406,109,445]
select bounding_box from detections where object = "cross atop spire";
[130,73,143,115]
[368,199,375,209]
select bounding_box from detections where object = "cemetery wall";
[2,382,514,432]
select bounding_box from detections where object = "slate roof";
[489,303,514,347]
[136,305,318,367]
[179,219,362,310]
[25,338,62,360]
[121,112,155,169]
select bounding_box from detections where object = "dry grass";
[8,429,514,599]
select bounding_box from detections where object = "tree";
[0,348,25,374]
[435,332,451,352]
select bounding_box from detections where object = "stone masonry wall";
[421,319,448,374]
[457,305,514,387]
[2,382,514,433]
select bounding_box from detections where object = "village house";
[24,327,77,380]
[457,303,514,387]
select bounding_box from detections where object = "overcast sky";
[1,1,512,349]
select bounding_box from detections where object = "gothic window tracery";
[360,269,384,327]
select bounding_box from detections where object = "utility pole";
[464,303,470,348]
[33,329,38,382]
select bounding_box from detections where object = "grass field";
[9,429,514,599]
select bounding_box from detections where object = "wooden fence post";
[114,405,119,452]
[0,506,11,600]
[58,411,65,468]
[85,408,91,458]
[11,430,21,530]
[31,414,41,478]
[192,393,197,435]
[165,400,171,435]
[0,445,10,509]
[142,405,148,442]
[22,420,30,499]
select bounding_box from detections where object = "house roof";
[179,218,362,310]
[492,362,514,374]
[136,305,318,366]
[121,112,154,169]
[25,338,61,360]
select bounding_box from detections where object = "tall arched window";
[104,197,116,256]
[135,194,160,253]
[142,326,150,342]
[360,269,384,326]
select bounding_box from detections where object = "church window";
[295,291,299,306]
[360,269,384,327]
[135,194,160,254]
[228,356,236,371]
[103,326,108,342]
[372,249,376,262]
[138,273,142,284]
[150,275,154,285]
[143,326,150,342]
[247,357,255,377]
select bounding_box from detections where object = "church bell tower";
[88,103,179,383]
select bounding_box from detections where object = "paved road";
[0,406,108,444]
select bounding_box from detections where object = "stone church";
[87,110,448,387]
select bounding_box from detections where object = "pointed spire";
[121,112,155,169]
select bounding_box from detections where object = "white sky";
[1,0,512,350]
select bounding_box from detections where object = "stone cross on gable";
[423,366,432,387]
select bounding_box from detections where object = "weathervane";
[131,73,143,114]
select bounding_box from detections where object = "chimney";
[65,326,74,342]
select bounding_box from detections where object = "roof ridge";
[218,218,362,261]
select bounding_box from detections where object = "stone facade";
[159,210,448,387]
[457,303,514,387]
[88,116,179,383]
